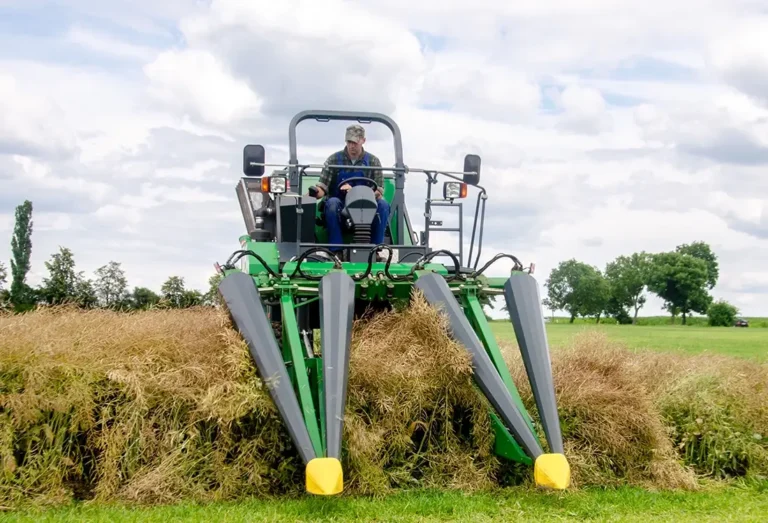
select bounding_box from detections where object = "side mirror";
[243,144,265,176]
[463,154,481,185]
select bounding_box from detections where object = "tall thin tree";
[10,200,33,308]
[0,261,8,306]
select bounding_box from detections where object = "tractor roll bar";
[288,110,405,168]
[288,110,408,248]
[282,110,486,269]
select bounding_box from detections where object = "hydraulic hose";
[381,251,431,280]
[221,250,280,278]
[467,188,487,270]
[409,249,464,281]
[352,244,390,281]
[288,247,344,280]
[470,253,524,278]
[382,247,403,281]
[397,251,425,263]
[385,249,463,282]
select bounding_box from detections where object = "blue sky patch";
[0,4,74,38]
[412,30,448,53]
[421,101,453,111]
[602,92,646,107]
[574,55,700,83]
[0,3,178,50]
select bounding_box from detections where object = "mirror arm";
[474,191,487,270]
[467,186,487,270]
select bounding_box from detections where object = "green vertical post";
[281,293,324,457]
[462,293,540,440]
[306,357,326,453]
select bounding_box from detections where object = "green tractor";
[215,110,570,495]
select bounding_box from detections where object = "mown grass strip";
[491,322,768,361]
[2,483,767,522]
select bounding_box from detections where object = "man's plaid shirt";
[316,148,383,195]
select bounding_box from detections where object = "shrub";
[503,332,697,489]
[613,308,633,325]
[646,354,768,479]
[0,300,496,508]
[707,300,739,327]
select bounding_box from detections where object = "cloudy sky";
[1,0,768,317]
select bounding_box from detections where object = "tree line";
[0,200,221,312]
[531,241,740,326]
[0,199,743,326]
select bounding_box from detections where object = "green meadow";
[490,320,768,361]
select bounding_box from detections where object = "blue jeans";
[324,196,390,248]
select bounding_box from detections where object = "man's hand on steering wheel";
[308,186,325,198]
[340,183,380,198]
[340,177,377,189]
[338,176,379,195]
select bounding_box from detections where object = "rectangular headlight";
[262,175,288,193]
[271,176,287,193]
[443,181,467,199]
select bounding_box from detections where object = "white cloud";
[155,159,231,181]
[0,214,12,233]
[0,59,175,165]
[94,204,143,226]
[175,0,426,115]
[165,186,229,203]
[0,74,78,158]
[2,0,768,317]
[709,18,768,104]
[11,156,112,202]
[33,213,77,232]
[706,191,766,228]
[66,26,156,61]
[144,49,264,126]
[417,52,542,119]
[556,85,612,134]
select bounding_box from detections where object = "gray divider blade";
[218,271,317,464]
[414,272,543,459]
[504,272,564,454]
[320,271,356,460]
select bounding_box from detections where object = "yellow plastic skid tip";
[306,457,343,495]
[534,453,571,490]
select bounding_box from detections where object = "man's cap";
[345,124,365,144]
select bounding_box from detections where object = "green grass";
[490,323,768,361]
[2,483,767,522]
[516,315,768,328]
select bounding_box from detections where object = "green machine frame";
[216,110,570,495]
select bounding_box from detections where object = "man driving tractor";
[310,124,390,250]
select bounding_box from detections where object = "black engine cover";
[279,197,318,243]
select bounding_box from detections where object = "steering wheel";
[338,177,378,192]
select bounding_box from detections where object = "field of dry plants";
[0,297,766,516]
